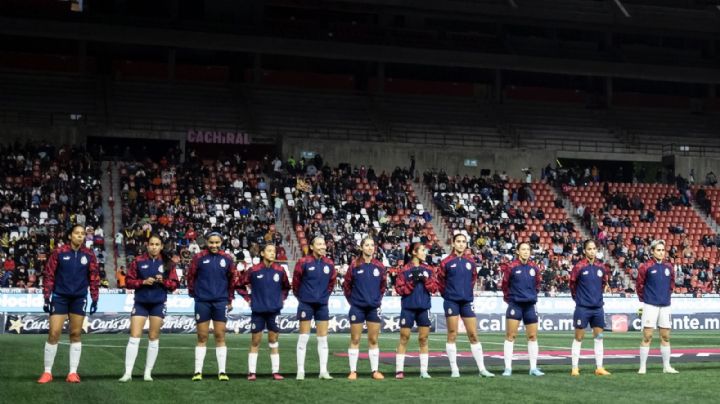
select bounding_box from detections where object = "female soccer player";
[637,239,678,374]
[38,224,100,384]
[394,243,437,379]
[501,241,543,376]
[119,234,179,382]
[237,244,290,381]
[437,233,494,378]
[343,237,386,380]
[186,231,237,381]
[569,240,611,377]
[292,236,337,380]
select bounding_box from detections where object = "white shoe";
[450,369,460,378]
[118,374,132,383]
[638,367,646,375]
[296,371,305,380]
[318,372,333,380]
[143,374,153,382]
[420,372,432,379]
[479,369,495,378]
[663,367,679,374]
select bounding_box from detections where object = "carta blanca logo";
[0,294,44,309]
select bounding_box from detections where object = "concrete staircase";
[412,181,451,253]
[276,200,300,272]
[691,200,720,234]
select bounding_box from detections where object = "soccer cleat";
[371,371,385,380]
[419,372,432,379]
[272,373,284,381]
[247,373,257,381]
[663,367,679,374]
[347,371,358,380]
[395,371,405,380]
[118,374,132,382]
[66,373,81,383]
[571,368,580,377]
[594,368,611,376]
[479,369,495,378]
[37,372,53,384]
[218,373,229,381]
[192,372,203,381]
[637,367,646,375]
[502,368,512,377]
[143,374,153,382]
[318,372,333,380]
[529,368,545,377]
[450,370,460,378]
[296,371,305,380]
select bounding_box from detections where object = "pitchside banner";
[3,313,438,335]
[3,291,720,315]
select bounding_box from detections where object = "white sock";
[248,352,258,374]
[145,340,159,376]
[503,340,514,370]
[396,353,405,373]
[270,353,280,373]
[124,337,140,375]
[296,333,310,374]
[44,342,58,373]
[661,345,671,369]
[317,336,329,374]
[369,348,380,372]
[594,338,604,369]
[639,346,649,369]
[470,343,486,371]
[528,340,539,369]
[446,343,458,372]
[195,346,207,374]
[69,342,82,373]
[571,339,582,369]
[216,346,227,374]
[348,348,359,372]
[420,353,429,374]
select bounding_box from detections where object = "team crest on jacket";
[80,256,88,265]
[665,268,670,276]
[530,269,536,277]
[373,268,380,277]
[273,273,280,282]
[323,266,330,274]
[597,269,603,277]
[158,265,164,273]
[423,271,429,278]
[465,262,471,270]
[220,259,226,268]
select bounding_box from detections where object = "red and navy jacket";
[569,259,609,309]
[43,244,100,302]
[186,250,236,303]
[126,254,179,304]
[394,263,438,310]
[292,255,337,304]
[637,259,674,307]
[236,262,290,313]
[501,259,542,304]
[437,253,477,303]
[343,258,386,309]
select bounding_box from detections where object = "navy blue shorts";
[297,301,329,322]
[349,305,381,324]
[506,301,538,325]
[573,306,605,329]
[51,293,87,316]
[443,300,475,318]
[132,302,167,318]
[399,308,432,328]
[194,301,228,323]
[251,312,280,333]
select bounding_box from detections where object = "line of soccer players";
[37,226,678,383]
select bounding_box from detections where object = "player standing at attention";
[569,240,611,377]
[343,237,386,380]
[119,234,179,382]
[501,241,543,377]
[38,224,100,384]
[186,231,237,381]
[394,243,438,379]
[637,239,678,374]
[237,244,291,381]
[436,233,494,378]
[293,236,337,380]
